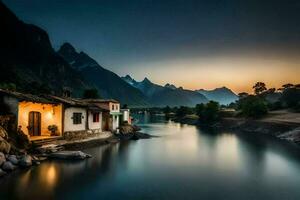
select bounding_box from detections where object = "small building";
[0,89,63,140]
[49,96,104,135]
[82,99,122,132]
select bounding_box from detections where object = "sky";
[4,0,300,93]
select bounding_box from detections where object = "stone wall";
[63,129,103,141]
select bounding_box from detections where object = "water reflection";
[1,114,300,200]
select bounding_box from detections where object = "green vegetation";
[196,101,220,122]
[237,95,268,118]
[175,106,193,118]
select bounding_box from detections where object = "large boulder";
[2,161,16,171]
[18,155,32,167]
[0,138,11,154]
[0,152,5,166]
[7,155,18,165]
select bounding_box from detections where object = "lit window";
[93,112,99,122]
[73,113,82,124]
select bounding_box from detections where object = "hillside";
[122,75,208,107]
[0,1,87,96]
[58,43,150,106]
[196,87,238,105]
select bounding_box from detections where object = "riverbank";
[172,110,300,144]
[0,123,156,178]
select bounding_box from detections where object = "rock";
[2,161,16,171]
[49,151,91,160]
[18,155,32,167]
[0,152,5,166]
[119,124,135,134]
[0,126,8,139]
[0,138,11,154]
[7,155,18,165]
[0,169,6,177]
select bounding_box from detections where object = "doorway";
[28,111,41,136]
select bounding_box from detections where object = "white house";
[49,96,103,134]
[82,99,121,132]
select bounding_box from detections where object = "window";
[116,105,118,110]
[93,112,99,122]
[112,104,115,110]
[73,113,82,124]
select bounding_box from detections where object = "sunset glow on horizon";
[125,55,300,94]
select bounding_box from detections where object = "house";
[0,89,63,140]
[82,99,122,132]
[48,96,104,135]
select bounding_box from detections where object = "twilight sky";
[4,0,300,93]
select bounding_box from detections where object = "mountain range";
[0,1,237,107]
[122,75,238,105]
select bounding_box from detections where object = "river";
[1,114,300,200]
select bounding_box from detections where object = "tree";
[196,101,220,122]
[195,103,205,116]
[83,89,100,99]
[238,92,249,99]
[281,87,300,108]
[163,106,171,115]
[253,82,267,95]
[175,106,192,118]
[237,95,268,118]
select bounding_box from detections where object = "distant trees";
[280,84,300,109]
[163,106,171,115]
[253,82,267,95]
[234,82,269,118]
[196,101,220,122]
[237,95,268,118]
[175,106,193,118]
[83,89,100,99]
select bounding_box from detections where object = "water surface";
[1,114,300,200]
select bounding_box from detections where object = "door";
[28,111,41,136]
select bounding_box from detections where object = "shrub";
[237,95,268,118]
[196,101,220,122]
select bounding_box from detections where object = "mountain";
[164,83,177,90]
[196,87,238,105]
[58,43,149,106]
[122,75,208,107]
[0,1,87,96]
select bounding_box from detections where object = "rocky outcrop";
[119,124,141,135]
[278,128,300,143]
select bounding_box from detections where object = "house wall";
[88,111,102,131]
[112,115,119,131]
[18,102,63,137]
[109,102,120,113]
[64,107,87,132]
[121,109,130,124]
